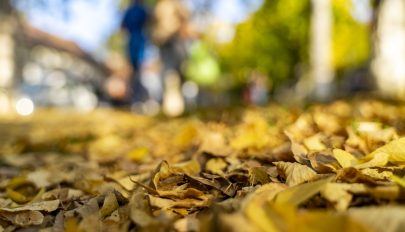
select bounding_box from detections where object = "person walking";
[152,0,191,116]
[122,0,149,104]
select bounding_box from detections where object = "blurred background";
[0,0,402,116]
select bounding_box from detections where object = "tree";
[217,0,371,98]
[372,0,405,99]
[218,0,311,91]
[310,0,333,100]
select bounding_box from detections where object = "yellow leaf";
[206,158,227,175]
[320,183,365,211]
[65,217,83,232]
[230,111,271,151]
[361,168,393,180]
[99,192,119,218]
[274,162,317,186]
[172,159,201,176]
[7,176,31,189]
[274,177,333,206]
[243,183,287,232]
[6,188,29,204]
[391,175,405,188]
[244,202,281,232]
[127,147,149,162]
[173,122,199,149]
[332,149,358,168]
[356,152,389,169]
[295,211,368,232]
[368,137,405,163]
[303,134,326,151]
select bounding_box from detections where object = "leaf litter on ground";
[2,100,405,231]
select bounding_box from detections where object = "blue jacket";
[122,4,149,68]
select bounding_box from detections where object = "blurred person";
[122,0,149,104]
[152,0,190,77]
[152,0,193,116]
[243,71,270,105]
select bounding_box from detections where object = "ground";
[1,100,405,231]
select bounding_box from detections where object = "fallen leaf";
[242,183,287,232]
[127,147,149,162]
[303,134,327,151]
[361,168,393,180]
[349,206,405,232]
[149,195,210,209]
[27,170,51,188]
[367,137,405,163]
[333,149,359,168]
[391,175,405,188]
[290,140,309,164]
[274,177,333,206]
[129,189,156,228]
[206,158,227,175]
[0,211,44,226]
[274,162,317,186]
[320,183,366,211]
[356,152,389,169]
[248,166,271,185]
[0,200,59,212]
[100,192,119,218]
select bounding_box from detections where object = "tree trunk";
[309,0,334,101]
[372,0,405,99]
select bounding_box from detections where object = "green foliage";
[218,0,371,90]
[218,0,311,89]
[332,0,370,71]
[184,41,221,86]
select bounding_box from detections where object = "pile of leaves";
[2,100,405,231]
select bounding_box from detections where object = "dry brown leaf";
[0,200,59,212]
[129,189,156,228]
[290,141,309,164]
[149,195,210,209]
[307,151,340,173]
[248,166,271,185]
[274,162,317,186]
[0,211,44,226]
[320,183,367,211]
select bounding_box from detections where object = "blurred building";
[1,22,109,115]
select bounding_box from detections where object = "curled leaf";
[0,200,59,212]
[333,149,358,168]
[100,192,119,218]
[367,137,405,163]
[274,162,317,186]
[356,152,389,169]
[0,211,44,226]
